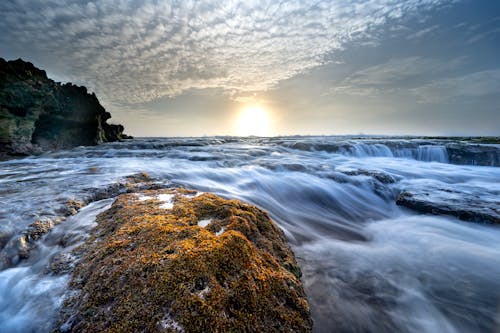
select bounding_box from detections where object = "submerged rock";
[46,252,77,275]
[0,58,130,159]
[84,172,164,202]
[397,189,499,224]
[56,189,312,332]
[341,169,399,184]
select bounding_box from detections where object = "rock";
[0,172,161,269]
[0,218,56,267]
[341,169,399,184]
[1,234,30,268]
[422,136,500,144]
[396,189,499,224]
[124,171,153,184]
[60,173,161,215]
[0,57,130,159]
[57,200,85,216]
[46,252,76,275]
[16,235,30,259]
[445,143,499,167]
[25,218,54,241]
[56,189,312,332]
[85,172,163,202]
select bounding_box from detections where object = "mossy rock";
[56,189,312,332]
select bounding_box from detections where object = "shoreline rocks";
[0,172,162,269]
[0,58,130,159]
[55,188,312,332]
[445,143,499,167]
[396,189,499,224]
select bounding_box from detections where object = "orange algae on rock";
[57,189,312,332]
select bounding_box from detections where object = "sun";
[235,105,271,136]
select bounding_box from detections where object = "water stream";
[0,137,499,332]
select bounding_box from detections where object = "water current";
[0,137,499,332]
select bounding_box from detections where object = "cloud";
[0,0,452,104]
[346,57,441,85]
[466,27,500,44]
[328,56,466,97]
[406,24,439,39]
[326,55,500,105]
[411,69,500,103]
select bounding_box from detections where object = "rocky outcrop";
[396,189,499,224]
[56,189,312,332]
[445,143,500,167]
[0,58,130,159]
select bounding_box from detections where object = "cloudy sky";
[1,0,499,136]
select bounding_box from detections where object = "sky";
[1,0,499,137]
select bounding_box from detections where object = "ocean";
[0,136,499,332]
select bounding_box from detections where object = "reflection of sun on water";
[236,105,271,136]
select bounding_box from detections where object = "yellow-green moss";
[57,189,312,332]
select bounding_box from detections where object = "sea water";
[0,137,499,332]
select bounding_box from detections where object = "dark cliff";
[0,58,130,158]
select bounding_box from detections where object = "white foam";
[197,219,211,228]
[158,313,184,332]
[157,194,175,209]
[0,200,112,332]
[136,194,153,201]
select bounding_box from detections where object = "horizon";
[119,134,499,139]
[1,0,499,137]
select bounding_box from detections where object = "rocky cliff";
[0,58,129,159]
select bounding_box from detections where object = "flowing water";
[0,137,499,332]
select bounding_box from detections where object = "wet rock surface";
[56,188,312,332]
[341,169,399,184]
[397,188,500,224]
[0,173,163,269]
[0,58,130,159]
[445,143,500,167]
[46,252,77,275]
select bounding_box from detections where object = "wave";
[0,137,499,332]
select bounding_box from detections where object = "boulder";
[397,189,499,224]
[56,189,312,332]
[0,58,130,159]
